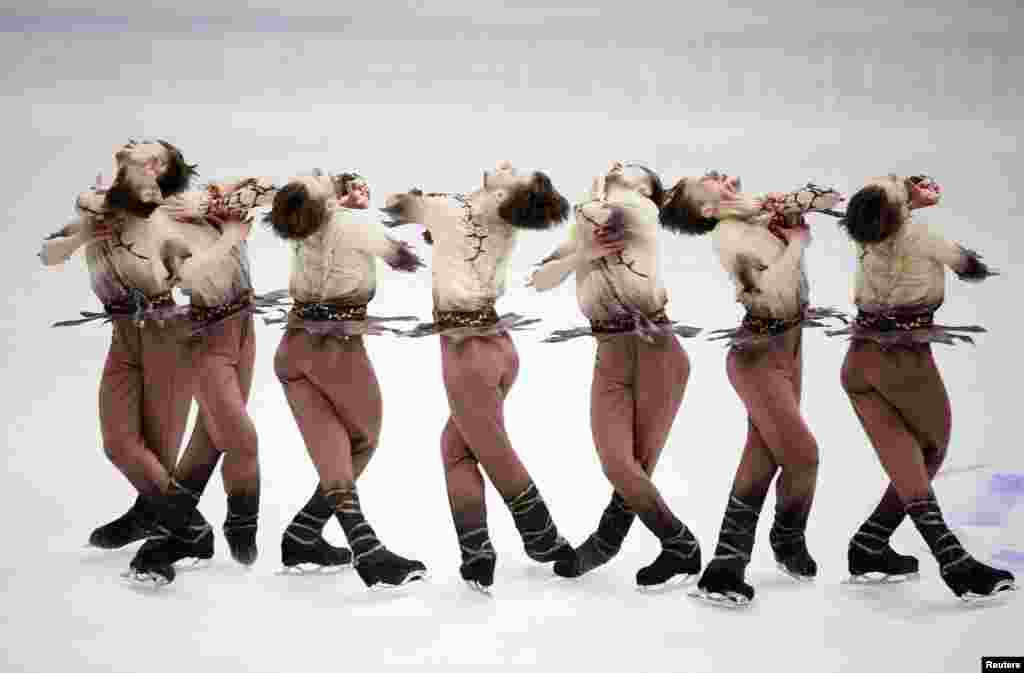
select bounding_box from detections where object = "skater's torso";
[164,180,279,307]
[420,194,517,312]
[287,207,384,305]
[573,192,668,321]
[712,217,809,320]
[853,217,955,311]
[74,191,188,305]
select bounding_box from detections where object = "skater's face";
[108,140,173,208]
[907,174,941,209]
[674,170,742,219]
[606,162,653,198]
[336,177,370,210]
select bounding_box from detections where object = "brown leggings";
[173,314,258,496]
[274,331,382,490]
[725,330,819,515]
[98,320,193,495]
[440,333,532,531]
[841,341,951,508]
[591,333,690,526]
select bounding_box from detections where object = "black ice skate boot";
[690,494,763,608]
[281,487,352,571]
[127,482,214,585]
[554,492,636,579]
[455,521,497,594]
[769,506,817,582]
[907,495,1018,601]
[88,496,155,549]
[847,509,919,583]
[224,492,259,566]
[636,515,701,591]
[326,486,426,588]
[505,482,575,564]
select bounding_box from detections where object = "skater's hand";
[584,239,627,262]
[89,220,116,243]
[776,220,810,245]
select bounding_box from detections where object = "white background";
[2,2,1022,671]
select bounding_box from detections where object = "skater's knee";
[228,421,259,459]
[782,451,819,476]
[600,454,645,492]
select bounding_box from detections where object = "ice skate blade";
[119,569,170,587]
[960,580,1018,603]
[687,587,752,609]
[367,569,428,590]
[776,563,816,583]
[465,580,493,596]
[844,571,920,586]
[278,562,350,576]
[636,573,698,593]
[173,557,211,572]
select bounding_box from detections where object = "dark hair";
[658,178,718,236]
[498,171,570,229]
[838,185,904,245]
[156,140,198,196]
[624,163,666,209]
[265,182,328,240]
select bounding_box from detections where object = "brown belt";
[740,311,804,337]
[589,308,671,334]
[854,309,935,332]
[189,290,254,323]
[291,301,369,322]
[104,290,175,315]
[432,305,500,330]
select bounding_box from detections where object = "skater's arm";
[175,214,249,289]
[760,184,845,216]
[920,231,998,282]
[348,213,425,273]
[380,190,428,227]
[39,215,114,266]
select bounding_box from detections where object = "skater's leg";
[555,336,639,578]
[194,316,260,564]
[304,336,383,482]
[442,334,571,564]
[859,347,953,535]
[171,411,222,495]
[274,330,358,569]
[842,344,926,577]
[695,419,775,603]
[633,335,700,585]
[442,415,495,587]
[583,335,697,585]
[139,322,194,471]
[99,323,172,496]
[729,332,819,578]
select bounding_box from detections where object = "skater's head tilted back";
[479,160,570,229]
[331,172,371,210]
[599,161,666,207]
[659,170,760,235]
[103,139,197,217]
[840,173,944,245]
[267,174,334,241]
